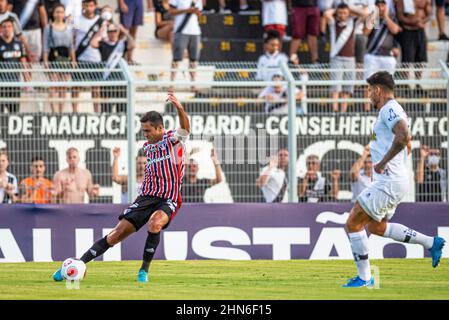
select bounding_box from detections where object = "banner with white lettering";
[0,203,448,262]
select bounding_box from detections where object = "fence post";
[119,59,137,203]
[439,59,449,201]
[280,62,298,202]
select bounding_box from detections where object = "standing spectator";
[73,0,103,113]
[153,0,173,43]
[396,0,431,65]
[436,0,449,40]
[349,145,372,202]
[0,17,29,113]
[288,0,320,64]
[169,0,202,87]
[347,0,373,64]
[324,3,361,112]
[111,147,146,204]
[43,0,62,21]
[258,74,304,114]
[9,0,48,62]
[91,23,134,112]
[261,0,288,40]
[53,147,100,203]
[183,149,223,202]
[298,154,341,202]
[43,3,76,113]
[362,0,400,111]
[256,148,289,203]
[20,156,53,204]
[256,32,288,81]
[416,145,447,202]
[118,0,143,62]
[0,149,18,203]
[0,0,32,59]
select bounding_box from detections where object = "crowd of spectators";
[0,142,447,203]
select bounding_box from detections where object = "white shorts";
[363,54,397,80]
[356,180,408,222]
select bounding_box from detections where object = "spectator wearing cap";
[288,0,320,64]
[256,32,288,82]
[9,0,48,62]
[416,145,447,202]
[362,0,400,111]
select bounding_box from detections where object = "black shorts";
[118,195,176,231]
[398,29,427,63]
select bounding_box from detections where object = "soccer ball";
[61,258,87,281]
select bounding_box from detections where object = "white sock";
[383,223,434,249]
[348,230,372,281]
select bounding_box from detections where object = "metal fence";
[0,60,448,204]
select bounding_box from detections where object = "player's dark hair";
[336,3,350,10]
[82,0,97,4]
[140,111,164,127]
[31,156,45,163]
[367,71,395,91]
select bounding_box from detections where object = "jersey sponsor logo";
[147,154,171,166]
[388,108,398,121]
[370,131,377,141]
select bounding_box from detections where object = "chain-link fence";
[1,60,448,204]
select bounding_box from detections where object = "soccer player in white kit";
[343,71,446,288]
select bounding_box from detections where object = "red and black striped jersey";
[139,129,188,208]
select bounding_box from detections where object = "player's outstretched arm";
[374,119,409,174]
[167,94,190,133]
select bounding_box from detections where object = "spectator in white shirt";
[256,32,288,82]
[256,148,289,203]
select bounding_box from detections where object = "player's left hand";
[374,162,386,174]
[166,94,184,111]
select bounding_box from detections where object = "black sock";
[79,236,112,263]
[140,232,160,273]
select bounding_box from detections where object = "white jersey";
[370,99,409,182]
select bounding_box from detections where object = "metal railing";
[0,60,448,204]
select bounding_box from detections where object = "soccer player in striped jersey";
[52,94,190,283]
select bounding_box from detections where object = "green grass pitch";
[0,259,448,299]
